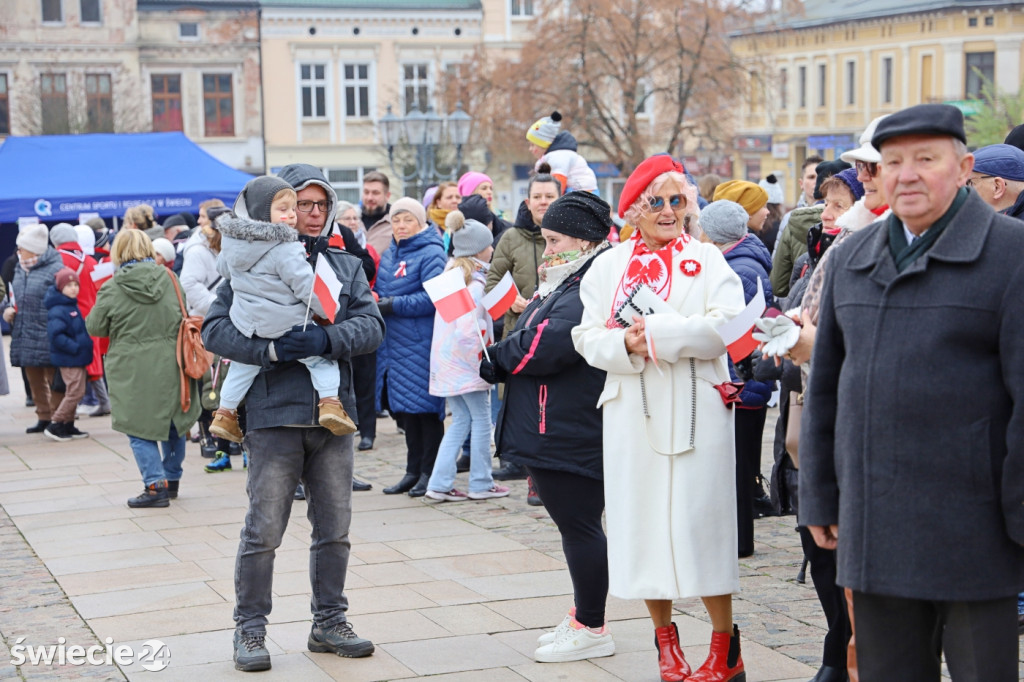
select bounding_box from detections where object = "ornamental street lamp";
[379,102,473,197]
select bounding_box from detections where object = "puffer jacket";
[215,216,325,339]
[374,227,447,416]
[771,204,822,297]
[429,265,492,397]
[537,131,598,193]
[492,249,606,479]
[721,233,775,309]
[45,286,94,368]
[9,248,64,367]
[87,262,200,441]
[179,228,220,316]
[486,201,545,336]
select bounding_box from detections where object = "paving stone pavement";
[0,365,1021,680]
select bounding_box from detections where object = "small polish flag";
[313,256,343,322]
[717,278,768,363]
[423,268,475,323]
[90,261,115,286]
[328,231,345,249]
[8,285,15,311]
[481,272,518,321]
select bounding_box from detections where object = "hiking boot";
[210,408,244,443]
[534,618,615,663]
[468,485,511,500]
[167,480,179,499]
[233,629,271,672]
[527,476,544,506]
[425,488,468,502]
[308,621,375,658]
[318,398,357,436]
[67,423,89,439]
[26,420,51,434]
[44,422,73,442]
[204,452,232,473]
[127,481,169,508]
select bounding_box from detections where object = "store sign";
[944,99,985,117]
[733,135,773,151]
[807,134,856,150]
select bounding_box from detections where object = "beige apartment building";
[260,0,533,208]
[0,0,264,172]
[729,0,1024,204]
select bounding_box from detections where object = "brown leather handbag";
[785,391,803,468]
[166,269,212,411]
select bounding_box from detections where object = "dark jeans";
[527,466,608,629]
[351,352,376,440]
[392,412,443,476]
[798,526,849,668]
[735,406,767,557]
[853,591,1018,682]
[234,427,354,633]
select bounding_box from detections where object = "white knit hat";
[16,224,49,254]
[758,174,784,205]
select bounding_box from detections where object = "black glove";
[275,324,329,362]
[479,356,507,384]
[376,297,394,316]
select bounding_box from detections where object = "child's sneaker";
[67,423,89,439]
[467,485,510,500]
[533,618,614,663]
[424,488,468,502]
[210,408,244,443]
[318,398,357,436]
[204,452,232,473]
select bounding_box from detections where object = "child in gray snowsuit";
[209,176,355,442]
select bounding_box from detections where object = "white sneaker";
[538,610,575,645]
[467,485,510,500]
[424,488,468,502]
[534,621,614,663]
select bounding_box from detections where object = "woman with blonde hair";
[572,154,747,682]
[87,230,200,508]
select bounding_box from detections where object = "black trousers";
[853,591,1018,682]
[351,352,377,440]
[392,412,443,476]
[798,527,849,668]
[527,466,608,629]
[734,406,767,557]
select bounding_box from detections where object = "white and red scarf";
[609,232,689,327]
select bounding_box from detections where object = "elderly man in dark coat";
[799,103,1024,681]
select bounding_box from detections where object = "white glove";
[752,314,801,358]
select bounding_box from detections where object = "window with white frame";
[80,0,100,23]
[327,167,377,204]
[300,64,327,119]
[179,22,199,40]
[342,64,371,118]
[41,0,62,22]
[510,0,534,17]
[402,63,431,114]
[881,56,893,104]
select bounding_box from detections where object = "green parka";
[770,205,823,298]
[486,201,545,337]
[86,262,200,441]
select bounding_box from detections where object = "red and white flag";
[481,271,519,321]
[717,278,768,363]
[423,268,475,323]
[90,261,115,287]
[313,256,343,323]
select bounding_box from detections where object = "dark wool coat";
[800,189,1024,601]
[374,227,447,417]
[493,251,606,480]
[9,248,64,367]
[45,286,94,367]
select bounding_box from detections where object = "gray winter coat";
[216,216,326,339]
[800,189,1024,601]
[9,248,64,367]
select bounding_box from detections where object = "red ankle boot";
[688,625,745,682]
[654,623,691,681]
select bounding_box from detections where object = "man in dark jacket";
[969,143,1024,220]
[800,104,1024,680]
[202,163,385,673]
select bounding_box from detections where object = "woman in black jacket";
[480,191,613,664]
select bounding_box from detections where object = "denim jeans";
[234,427,354,633]
[427,391,493,494]
[127,423,185,487]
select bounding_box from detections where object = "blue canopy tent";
[0,132,253,224]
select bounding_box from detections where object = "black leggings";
[393,412,444,476]
[735,406,767,557]
[798,526,849,668]
[527,466,608,629]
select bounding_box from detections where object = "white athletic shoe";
[537,611,575,645]
[533,620,614,663]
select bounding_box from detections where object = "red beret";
[617,154,686,218]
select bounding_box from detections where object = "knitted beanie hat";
[55,267,79,292]
[541,191,612,242]
[448,210,494,257]
[49,222,78,247]
[16,223,49,254]
[151,237,176,264]
[242,176,294,223]
[700,201,750,244]
[828,168,865,202]
[758,174,784,205]
[712,180,769,217]
[74,225,96,256]
[389,196,427,227]
[526,111,563,149]
[457,171,493,199]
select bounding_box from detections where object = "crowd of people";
[2,104,1023,682]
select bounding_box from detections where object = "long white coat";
[572,237,745,600]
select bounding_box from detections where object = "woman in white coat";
[572,154,747,682]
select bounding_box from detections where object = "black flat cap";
[813,159,851,201]
[871,104,966,148]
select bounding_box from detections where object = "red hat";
[55,267,79,292]
[617,154,686,218]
